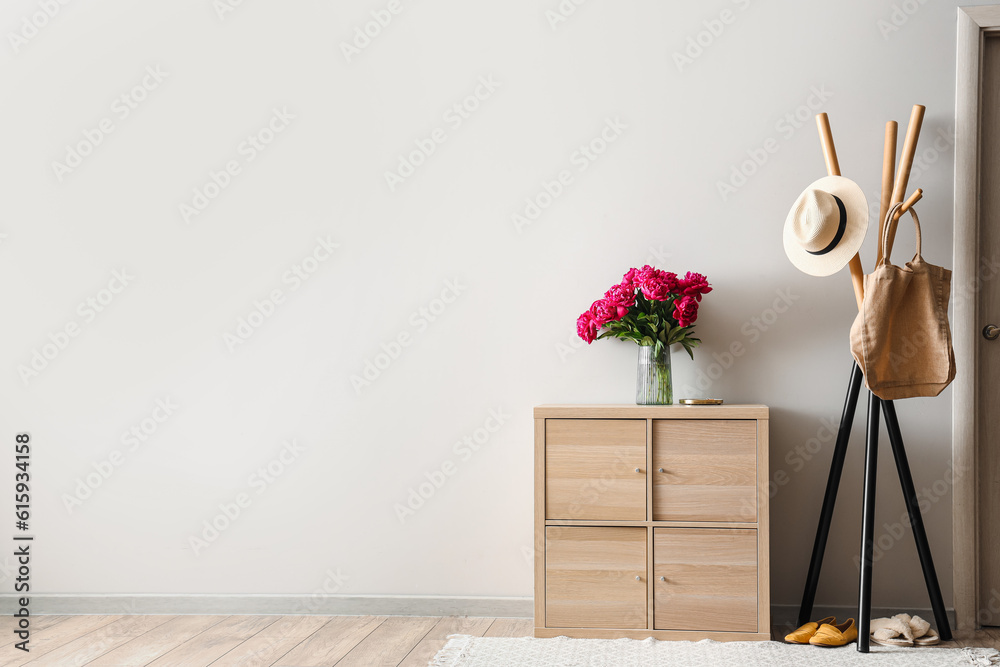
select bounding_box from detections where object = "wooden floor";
[0,615,531,667]
[1,616,998,666]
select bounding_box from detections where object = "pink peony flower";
[659,271,680,293]
[576,266,708,356]
[640,280,670,301]
[638,268,679,301]
[603,284,636,318]
[672,295,699,327]
[678,272,712,301]
[621,267,642,289]
[590,299,620,325]
[577,310,599,343]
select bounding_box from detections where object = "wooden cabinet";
[652,420,757,522]
[653,528,757,632]
[545,526,647,629]
[534,405,770,641]
[545,419,646,521]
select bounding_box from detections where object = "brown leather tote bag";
[850,203,955,400]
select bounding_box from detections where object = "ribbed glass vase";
[636,345,672,405]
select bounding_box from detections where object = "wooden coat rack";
[796,107,952,653]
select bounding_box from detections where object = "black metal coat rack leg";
[797,361,953,653]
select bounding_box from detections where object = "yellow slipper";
[784,616,836,644]
[809,618,858,647]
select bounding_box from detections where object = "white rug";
[429,635,1000,666]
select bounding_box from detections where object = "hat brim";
[783,175,869,277]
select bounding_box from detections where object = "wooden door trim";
[954,5,1000,632]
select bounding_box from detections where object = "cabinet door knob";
[657,467,665,473]
[635,575,641,581]
[634,467,641,473]
[659,576,666,582]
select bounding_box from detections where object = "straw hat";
[784,175,869,277]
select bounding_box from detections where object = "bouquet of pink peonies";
[576,266,712,359]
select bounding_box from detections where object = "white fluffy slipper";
[883,613,941,647]
[870,616,914,647]
[907,615,940,646]
[905,614,929,637]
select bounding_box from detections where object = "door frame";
[954,4,1000,632]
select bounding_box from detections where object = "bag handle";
[880,202,922,266]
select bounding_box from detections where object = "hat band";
[806,195,847,256]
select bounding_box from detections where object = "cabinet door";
[652,420,756,522]
[545,526,647,629]
[654,528,757,632]
[545,419,646,520]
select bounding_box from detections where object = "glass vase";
[636,345,672,405]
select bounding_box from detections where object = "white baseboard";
[0,594,534,617]
[2,596,953,629]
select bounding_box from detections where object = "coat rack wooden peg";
[877,121,898,264]
[815,112,865,310]
[885,105,926,259]
[900,188,923,214]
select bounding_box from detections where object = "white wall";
[0,0,982,610]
